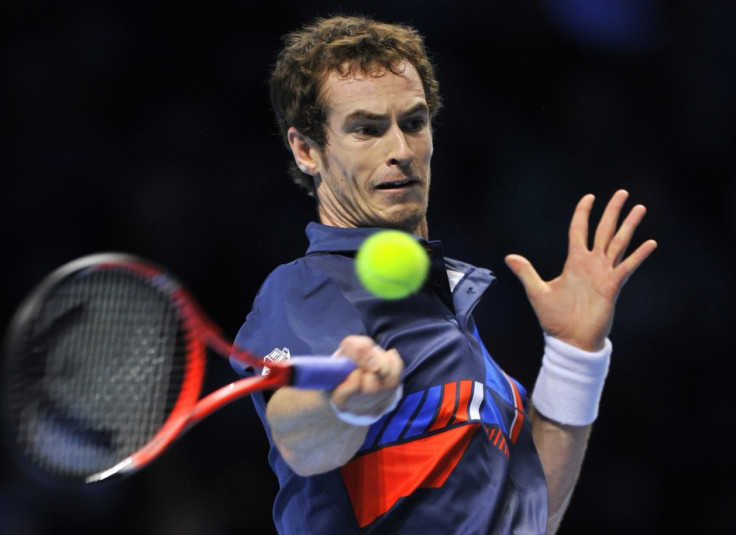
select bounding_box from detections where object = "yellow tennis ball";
[355,230,430,300]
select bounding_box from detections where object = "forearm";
[266,387,368,476]
[266,336,404,476]
[530,406,591,534]
[530,335,611,532]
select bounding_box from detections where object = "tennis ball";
[355,230,430,300]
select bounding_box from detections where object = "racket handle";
[289,357,357,390]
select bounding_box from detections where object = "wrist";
[329,385,403,427]
[552,335,606,353]
[531,334,612,426]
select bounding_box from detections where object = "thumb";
[504,254,545,295]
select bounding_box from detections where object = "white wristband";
[531,334,612,426]
[329,385,403,426]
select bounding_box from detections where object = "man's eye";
[402,118,427,132]
[355,125,380,136]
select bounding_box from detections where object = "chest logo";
[262,347,291,375]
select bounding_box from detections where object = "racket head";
[1,253,210,485]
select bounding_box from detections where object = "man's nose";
[386,125,414,167]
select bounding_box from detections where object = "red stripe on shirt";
[340,424,479,528]
[429,381,457,431]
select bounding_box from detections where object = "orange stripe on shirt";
[340,424,479,528]
[451,380,473,424]
[429,381,457,431]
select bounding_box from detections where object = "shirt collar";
[305,222,427,255]
[304,222,497,317]
[303,222,494,285]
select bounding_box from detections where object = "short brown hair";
[269,15,442,196]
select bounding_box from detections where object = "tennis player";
[231,15,656,534]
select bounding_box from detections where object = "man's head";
[270,15,442,198]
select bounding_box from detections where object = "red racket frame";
[3,254,354,485]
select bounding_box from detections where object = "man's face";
[312,61,433,237]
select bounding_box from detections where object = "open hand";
[505,190,657,351]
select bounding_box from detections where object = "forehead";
[320,61,427,118]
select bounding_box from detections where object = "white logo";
[262,347,291,375]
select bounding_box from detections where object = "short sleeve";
[230,259,367,377]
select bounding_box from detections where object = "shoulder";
[255,254,355,304]
[232,254,367,366]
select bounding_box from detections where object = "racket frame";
[2,253,352,485]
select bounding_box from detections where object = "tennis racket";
[1,253,356,486]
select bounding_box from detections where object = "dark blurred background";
[1,1,734,533]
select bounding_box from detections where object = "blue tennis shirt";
[231,223,548,534]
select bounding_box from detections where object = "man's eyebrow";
[344,109,385,124]
[402,102,430,117]
[344,103,430,124]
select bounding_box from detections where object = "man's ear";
[288,127,321,177]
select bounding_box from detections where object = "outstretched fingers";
[607,203,648,264]
[507,190,656,348]
[614,238,658,285]
[568,194,595,253]
[593,189,629,254]
[505,254,546,298]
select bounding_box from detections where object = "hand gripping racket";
[1,253,356,485]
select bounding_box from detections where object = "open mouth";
[375,179,419,190]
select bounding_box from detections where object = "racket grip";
[289,357,357,390]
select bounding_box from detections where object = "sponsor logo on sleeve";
[262,347,291,375]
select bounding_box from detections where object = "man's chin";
[378,211,427,237]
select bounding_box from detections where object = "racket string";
[7,267,189,480]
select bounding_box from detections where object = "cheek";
[424,143,434,164]
[413,133,433,159]
[324,152,368,203]
[416,141,433,169]
[333,151,377,187]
